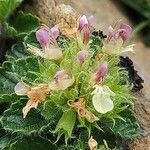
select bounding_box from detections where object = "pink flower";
[107,23,132,42]
[119,23,132,42]
[103,23,134,54]
[78,15,94,31]
[28,25,62,60]
[49,70,75,90]
[91,61,108,85]
[76,50,89,65]
[36,28,49,48]
[78,15,94,45]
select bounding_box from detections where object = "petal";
[59,77,74,90]
[92,92,114,114]
[27,44,43,57]
[22,100,39,118]
[103,85,115,96]
[43,45,62,60]
[119,23,132,41]
[50,26,60,40]
[94,61,108,84]
[91,85,103,95]
[76,50,89,65]
[88,136,98,150]
[78,15,88,30]
[36,28,49,48]
[14,82,30,96]
[87,16,94,26]
[54,70,74,90]
[122,44,135,53]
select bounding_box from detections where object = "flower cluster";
[14,15,134,147]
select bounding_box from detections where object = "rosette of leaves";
[0,14,140,150]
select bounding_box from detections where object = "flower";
[49,69,75,90]
[78,15,94,45]
[15,82,50,118]
[88,136,98,150]
[103,23,134,55]
[91,85,115,114]
[91,61,108,85]
[76,50,89,65]
[27,25,62,60]
[68,98,99,123]
[103,38,135,55]
[119,23,132,42]
[107,23,132,42]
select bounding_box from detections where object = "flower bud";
[76,50,89,65]
[78,15,94,31]
[119,23,132,41]
[36,28,49,48]
[52,70,74,90]
[93,61,108,84]
[49,26,60,41]
[88,136,98,150]
[78,15,94,45]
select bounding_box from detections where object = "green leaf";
[38,60,59,82]
[13,56,40,83]
[0,0,22,22]
[7,43,30,60]
[101,109,140,139]
[1,99,48,133]
[6,11,39,38]
[41,101,62,120]
[7,135,58,150]
[0,65,18,96]
[55,109,76,140]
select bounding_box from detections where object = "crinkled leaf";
[6,11,39,38]
[0,66,18,96]
[38,60,59,82]
[41,101,62,120]
[100,109,140,139]
[7,43,30,60]
[1,99,48,133]
[6,135,58,150]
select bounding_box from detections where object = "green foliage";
[5,11,39,38]
[55,109,76,142]
[121,0,150,19]
[0,13,140,149]
[1,99,48,133]
[121,0,150,46]
[99,108,140,140]
[0,0,22,22]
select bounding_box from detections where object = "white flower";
[103,38,135,55]
[91,85,115,114]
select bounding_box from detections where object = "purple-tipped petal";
[50,26,60,40]
[77,50,89,65]
[87,16,94,26]
[36,28,49,48]
[94,61,108,84]
[119,23,132,41]
[78,15,88,31]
